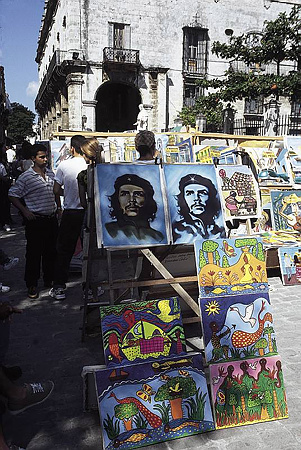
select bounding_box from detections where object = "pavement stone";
[1,211,301,449]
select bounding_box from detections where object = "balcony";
[103,47,140,66]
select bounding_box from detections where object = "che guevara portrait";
[164,164,226,244]
[95,164,168,247]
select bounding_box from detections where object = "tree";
[155,376,197,420]
[114,402,139,431]
[263,325,275,353]
[180,6,301,126]
[7,102,36,144]
[202,240,219,265]
[254,338,268,356]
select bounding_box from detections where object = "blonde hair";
[80,137,100,161]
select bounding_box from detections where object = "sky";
[0,0,45,114]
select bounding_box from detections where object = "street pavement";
[1,209,301,449]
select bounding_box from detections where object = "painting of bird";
[229,303,256,327]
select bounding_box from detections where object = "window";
[108,23,131,49]
[244,97,264,115]
[291,99,301,116]
[183,27,209,75]
[183,83,202,107]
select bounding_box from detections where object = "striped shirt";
[9,167,56,215]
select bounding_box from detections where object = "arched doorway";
[95,82,141,132]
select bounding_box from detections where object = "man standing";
[8,144,59,299]
[49,135,87,300]
[172,173,224,242]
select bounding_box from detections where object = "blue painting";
[95,164,168,248]
[100,298,186,368]
[271,190,301,232]
[194,237,268,298]
[200,292,277,364]
[95,354,215,450]
[278,247,301,285]
[164,164,225,244]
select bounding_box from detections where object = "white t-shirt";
[55,157,87,209]
[6,149,16,163]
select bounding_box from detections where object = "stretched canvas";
[278,247,301,285]
[285,136,301,185]
[216,165,261,220]
[199,292,277,364]
[95,164,168,248]
[100,298,186,367]
[195,237,268,297]
[95,354,215,450]
[164,164,226,244]
[271,189,301,232]
[210,355,288,429]
[50,139,71,171]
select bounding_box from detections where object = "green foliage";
[263,325,274,336]
[243,345,256,358]
[184,388,207,421]
[257,242,265,262]
[103,414,120,440]
[114,402,139,420]
[202,240,219,253]
[198,250,207,269]
[230,348,243,359]
[153,402,171,424]
[255,338,268,351]
[7,102,36,144]
[155,376,197,401]
[179,93,224,130]
[133,413,148,429]
[222,255,230,268]
[235,238,257,249]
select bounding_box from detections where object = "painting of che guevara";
[164,164,226,244]
[95,164,168,248]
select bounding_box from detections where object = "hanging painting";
[100,298,186,368]
[216,165,261,220]
[95,163,169,248]
[199,292,277,364]
[164,164,226,244]
[271,190,301,232]
[210,355,288,429]
[278,247,301,285]
[95,354,215,450]
[194,237,268,297]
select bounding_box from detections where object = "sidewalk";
[1,211,301,449]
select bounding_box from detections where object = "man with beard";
[173,173,224,241]
[105,173,163,243]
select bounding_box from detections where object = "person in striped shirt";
[8,144,61,299]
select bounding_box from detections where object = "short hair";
[71,135,86,155]
[176,173,220,225]
[109,173,157,222]
[21,141,33,159]
[135,131,155,158]
[30,143,47,158]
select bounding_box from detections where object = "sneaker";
[49,287,66,300]
[27,287,38,299]
[0,284,10,293]
[8,380,54,415]
[3,224,11,232]
[3,257,19,271]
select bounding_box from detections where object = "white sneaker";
[3,257,19,271]
[49,287,66,300]
[0,284,10,293]
[3,224,11,232]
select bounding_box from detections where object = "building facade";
[35,0,295,138]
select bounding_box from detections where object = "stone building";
[35,0,296,138]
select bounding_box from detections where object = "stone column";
[66,73,84,130]
[82,100,97,131]
[61,94,69,130]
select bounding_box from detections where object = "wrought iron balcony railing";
[103,47,140,65]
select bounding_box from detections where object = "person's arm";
[78,179,87,209]
[53,180,64,196]
[8,195,36,221]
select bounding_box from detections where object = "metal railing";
[233,114,301,136]
[103,47,140,65]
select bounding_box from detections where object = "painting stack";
[94,298,215,449]
[194,237,289,429]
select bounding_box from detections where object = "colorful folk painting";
[216,165,261,220]
[194,237,268,297]
[95,163,168,248]
[271,190,301,232]
[95,354,215,450]
[199,293,277,364]
[284,136,301,185]
[210,355,288,429]
[278,247,301,285]
[164,164,226,245]
[100,298,186,368]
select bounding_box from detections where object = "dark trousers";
[53,209,85,288]
[24,216,58,288]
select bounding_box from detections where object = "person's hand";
[0,302,22,320]
[23,209,36,221]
